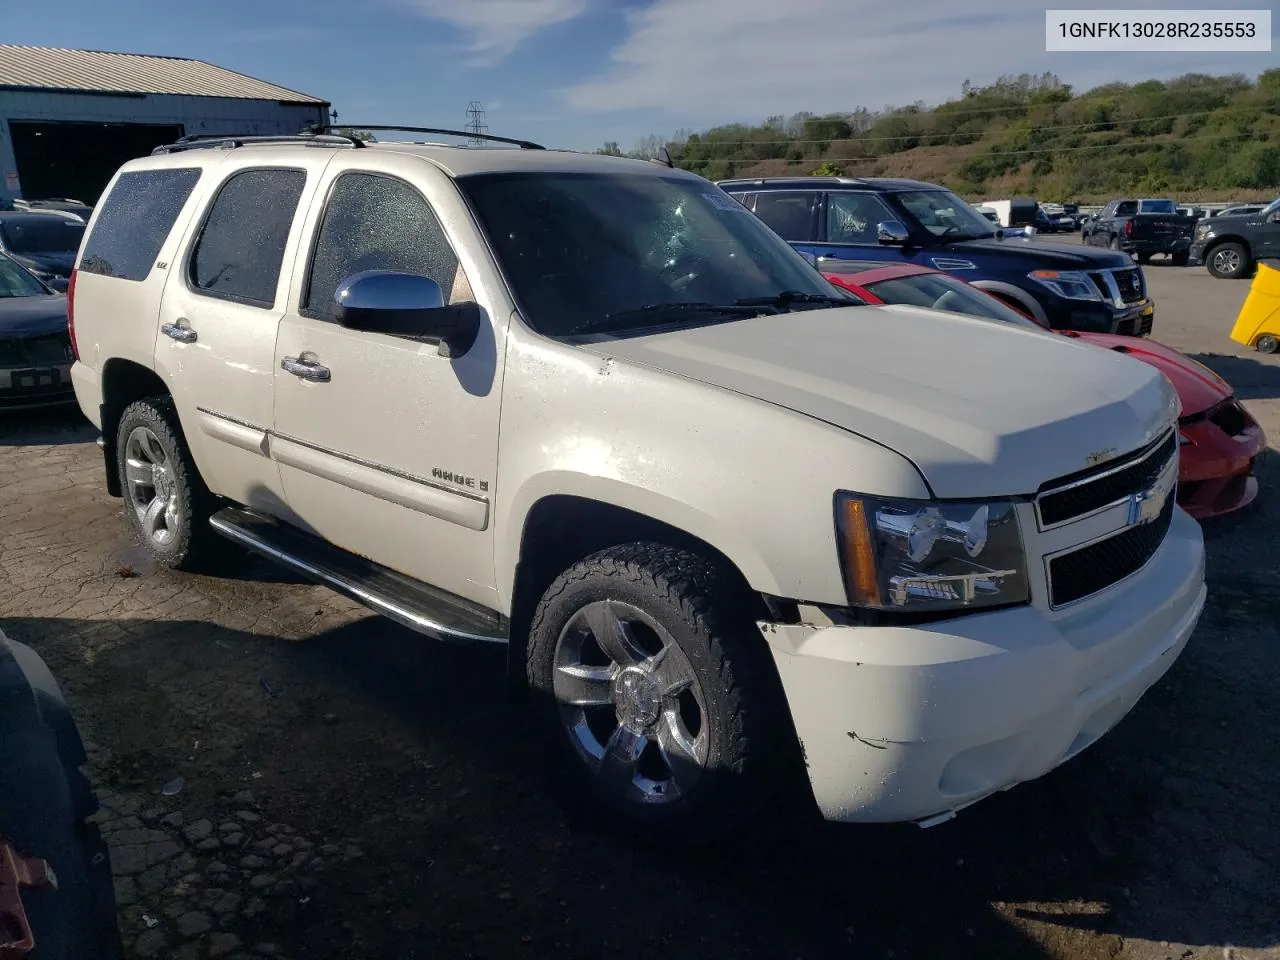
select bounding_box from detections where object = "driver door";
[270,154,508,610]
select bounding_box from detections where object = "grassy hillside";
[599,71,1280,202]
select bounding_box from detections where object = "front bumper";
[0,363,76,411]
[758,508,1205,824]
[1045,297,1154,336]
[1188,241,1206,266]
[1178,416,1267,519]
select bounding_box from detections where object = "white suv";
[68,128,1205,835]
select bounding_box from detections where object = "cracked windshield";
[0,4,1276,960]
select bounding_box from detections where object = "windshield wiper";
[735,291,854,310]
[570,301,776,336]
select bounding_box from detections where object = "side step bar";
[209,507,509,645]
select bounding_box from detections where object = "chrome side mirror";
[876,221,910,245]
[334,270,479,357]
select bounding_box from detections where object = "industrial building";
[0,44,329,205]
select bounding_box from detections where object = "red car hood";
[1066,332,1231,418]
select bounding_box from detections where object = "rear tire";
[526,543,800,840]
[1256,334,1279,355]
[115,398,221,571]
[1171,252,1190,267]
[1206,242,1249,279]
[1137,252,1152,265]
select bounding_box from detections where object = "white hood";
[580,305,1179,499]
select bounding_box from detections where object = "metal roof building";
[0,45,329,205]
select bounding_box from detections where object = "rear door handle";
[281,356,331,382]
[160,321,197,344]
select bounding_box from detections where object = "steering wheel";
[933,290,967,315]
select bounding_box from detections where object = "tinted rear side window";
[751,191,817,242]
[190,168,307,307]
[79,168,201,281]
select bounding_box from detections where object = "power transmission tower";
[465,101,488,146]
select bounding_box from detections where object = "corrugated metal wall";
[0,90,328,201]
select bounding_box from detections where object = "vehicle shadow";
[7,601,1275,959]
[0,406,96,446]
[1189,351,1280,401]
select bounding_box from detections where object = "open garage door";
[8,121,184,205]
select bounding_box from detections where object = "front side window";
[460,172,847,339]
[0,255,49,297]
[190,168,306,306]
[1,218,84,254]
[893,191,995,241]
[304,172,461,320]
[79,168,200,282]
[749,191,817,242]
[826,193,897,243]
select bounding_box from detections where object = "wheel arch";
[1203,234,1252,259]
[98,359,170,497]
[502,485,779,696]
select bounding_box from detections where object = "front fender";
[491,327,930,613]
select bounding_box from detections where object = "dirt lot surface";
[2,258,1278,960]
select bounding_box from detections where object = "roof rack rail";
[151,132,365,155]
[304,124,545,150]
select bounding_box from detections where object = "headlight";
[1027,269,1102,301]
[835,493,1030,612]
[1194,222,1211,238]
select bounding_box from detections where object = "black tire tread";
[526,542,799,838]
[115,397,222,571]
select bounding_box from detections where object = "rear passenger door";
[154,155,329,517]
[741,191,818,244]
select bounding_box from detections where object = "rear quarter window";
[79,168,201,282]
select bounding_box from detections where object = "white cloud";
[563,0,1276,117]
[399,0,589,65]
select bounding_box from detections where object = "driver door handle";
[160,320,197,344]
[281,356,331,382]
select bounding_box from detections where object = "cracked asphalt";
[1,260,1278,960]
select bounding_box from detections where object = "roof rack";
[151,132,365,155]
[305,124,545,150]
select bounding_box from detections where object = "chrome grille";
[1047,493,1175,607]
[1112,268,1144,303]
[1035,431,1178,529]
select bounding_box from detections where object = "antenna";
[465,101,489,147]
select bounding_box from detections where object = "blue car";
[716,177,1155,336]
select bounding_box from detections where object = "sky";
[8,0,1277,151]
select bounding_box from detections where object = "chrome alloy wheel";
[553,599,709,804]
[124,426,181,548]
[1212,247,1242,275]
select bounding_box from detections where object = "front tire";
[1256,334,1279,355]
[1207,242,1249,279]
[526,543,798,839]
[115,398,220,570]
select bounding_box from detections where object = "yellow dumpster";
[1230,260,1280,354]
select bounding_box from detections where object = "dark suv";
[717,177,1155,336]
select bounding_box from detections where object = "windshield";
[864,272,1043,330]
[1138,199,1177,214]
[893,190,996,241]
[0,218,85,254]
[0,255,50,297]
[460,172,848,338]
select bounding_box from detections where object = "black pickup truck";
[1081,198,1198,265]
[1189,197,1280,278]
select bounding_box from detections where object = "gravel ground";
[1,258,1277,960]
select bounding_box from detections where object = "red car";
[821,260,1267,519]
